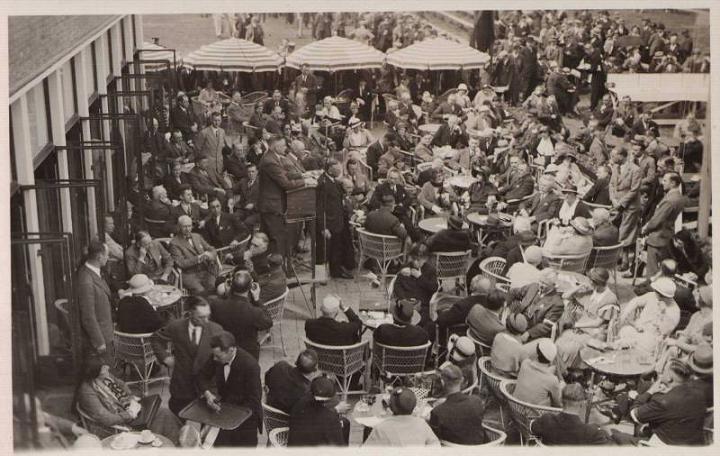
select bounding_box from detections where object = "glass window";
[120,17,127,62]
[60,61,76,124]
[107,30,114,77]
[25,84,49,154]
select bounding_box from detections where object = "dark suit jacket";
[429,392,486,445]
[305,309,362,346]
[264,361,310,413]
[644,189,687,248]
[531,412,612,445]
[582,177,611,206]
[593,222,620,247]
[209,295,273,360]
[374,323,429,347]
[502,172,535,200]
[171,106,198,139]
[76,265,115,352]
[125,241,174,280]
[162,173,192,201]
[363,208,406,239]
[171,202,207,228]
[225,156,248,180]
[366,140,387,178]
[368,181,410,210]
[198,347,263,433]
[436,294,486,329]
[288,395,345,447]
[187,166,229,197]
[509,284,564,340]
[426,229,473,253]
[258,150,305,215]
[263,98,290,116]
[522,192,562,222]
[316,174,346,234]
[204,213,250,248]
[151,318,226,400]
[165,141,194,163]
[431,124,469,149]
[116,296,164,334]
[236,177,259,209]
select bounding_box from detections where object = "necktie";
[193,327,200,346]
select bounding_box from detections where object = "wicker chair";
[440,423,507,446]
[260,289,290,356]
[479,256,511,291]
[356,229,404,296]
[500,379,563,445]
[585,243,623,291]
[432,250,473,296]
[465,330,492,357]
[268,427,289,448]
[114,331,168,396]
[542,252,590,273]
[478,356,513,427]
[303,337,369,401]
[372,341,431,389]
[76,404,130,439]
[262,402,290,436]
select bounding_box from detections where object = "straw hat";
[688,344,713,375]
[126,274,154,295]
[651,277,676,298]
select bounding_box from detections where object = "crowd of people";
[40,8,713,450]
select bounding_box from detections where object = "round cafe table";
[359,309,421,332]
[418,123,442,135]
[579,346,655,423]
[352,392,436,439]
[447,175,477,190]
[466,212,514,245]
[418,216,469,234]
[102,432,175,450]
[146,284,184,319]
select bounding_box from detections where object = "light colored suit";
[76,264,114,359]
[168,233,217,294]
[194,126,228,174]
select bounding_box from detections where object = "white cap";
[457,83,468,91]
[537,338,557,363]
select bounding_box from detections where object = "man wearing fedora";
[374,299,428,348]
[425,215,473,253]
[288,376,347,446]
[116,274,165,334]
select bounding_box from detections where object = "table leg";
[585,371,595,424]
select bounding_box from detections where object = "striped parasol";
[183,38,283,72]
[285,36,385,72]
[386,38,490,71]
[138,42,180,72]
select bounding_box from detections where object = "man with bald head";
[436,275,494,331]
[519,174,562,224]
[305,294,361,346]
[168,215,218,295]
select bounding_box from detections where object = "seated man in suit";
[288,376,348,447]
[591,207,619,247]
[187,155,232,206]
[508,269,565,342]
[203,197,250,263]
[425,214,473,253]
[116,274,165,334]
[168,215,218,295]
[374,299,429,349]
[145,185,175,238]
[582,165,612,206]
[305,295,361,346]
[429,364,487,445]
[431,114,468,149]
[363,194,408,240]
[265,350,319,414]
[171,184,208,231]
[497,161,535,202]
[234,163,260,228]
[466,289,507,346]
[125,230,175,284]
[163,161,193,201]
[198,332,262,447]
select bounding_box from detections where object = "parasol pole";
[697,94,710,239]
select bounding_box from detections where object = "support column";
[12,97,50,356]
[95,34,115,212]
[75,50,99,237]
[47,72,74,234]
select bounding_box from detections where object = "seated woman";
[556,267,619,369]
[344,158,370,203]
[467,166,498,214]
[77,358,181,443]
[655,285,712,372]
[542,217,594,257]
[418,168,458,216]
[393,243,439,329]
[197,81,224,117]
[555,150,584,190]
[343,117,375,149]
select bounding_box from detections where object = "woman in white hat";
[455,83,472,110]
[342,116,374,149]
[614,277,680,354]
[116,274,165,334]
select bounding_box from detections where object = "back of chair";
[372,341,431,377]
[586,243,623,272]
[542,252,590,273]
[500,380,562,443]
[262,403,290,435]
[268,427,289,448]
[478,356,510,401]
[440,423,507,447]
[357,229,403,262]
[264,289,289,324]
[433,250,472,280]
[466,331,491,357]
[114,331,156,366]
[303,337,369,378]
[479,256,507,278]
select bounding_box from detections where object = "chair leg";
[279,321,287,357]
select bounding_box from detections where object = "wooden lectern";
[285,187,318,315]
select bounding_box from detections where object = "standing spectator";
[77,240,115,364]
[316,160,355,279]
[609,147,642,271]
[151,296,225,416]
[295,64,319,112]
[198,332,262,447]
[194,112,230,175]
[171,94,198,141]
[245,16,264,45]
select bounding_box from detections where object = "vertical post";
[697,99,710,239]
[95,34,115,212]
[75,50,99,238]
[11,97,50,356]
[48,72,74,233]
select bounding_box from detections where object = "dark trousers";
[261,212,287,255]
[318,227,356,276]
[168,396,193,419]
[215,417,259,447]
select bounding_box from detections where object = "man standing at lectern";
[258,135,316,254]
